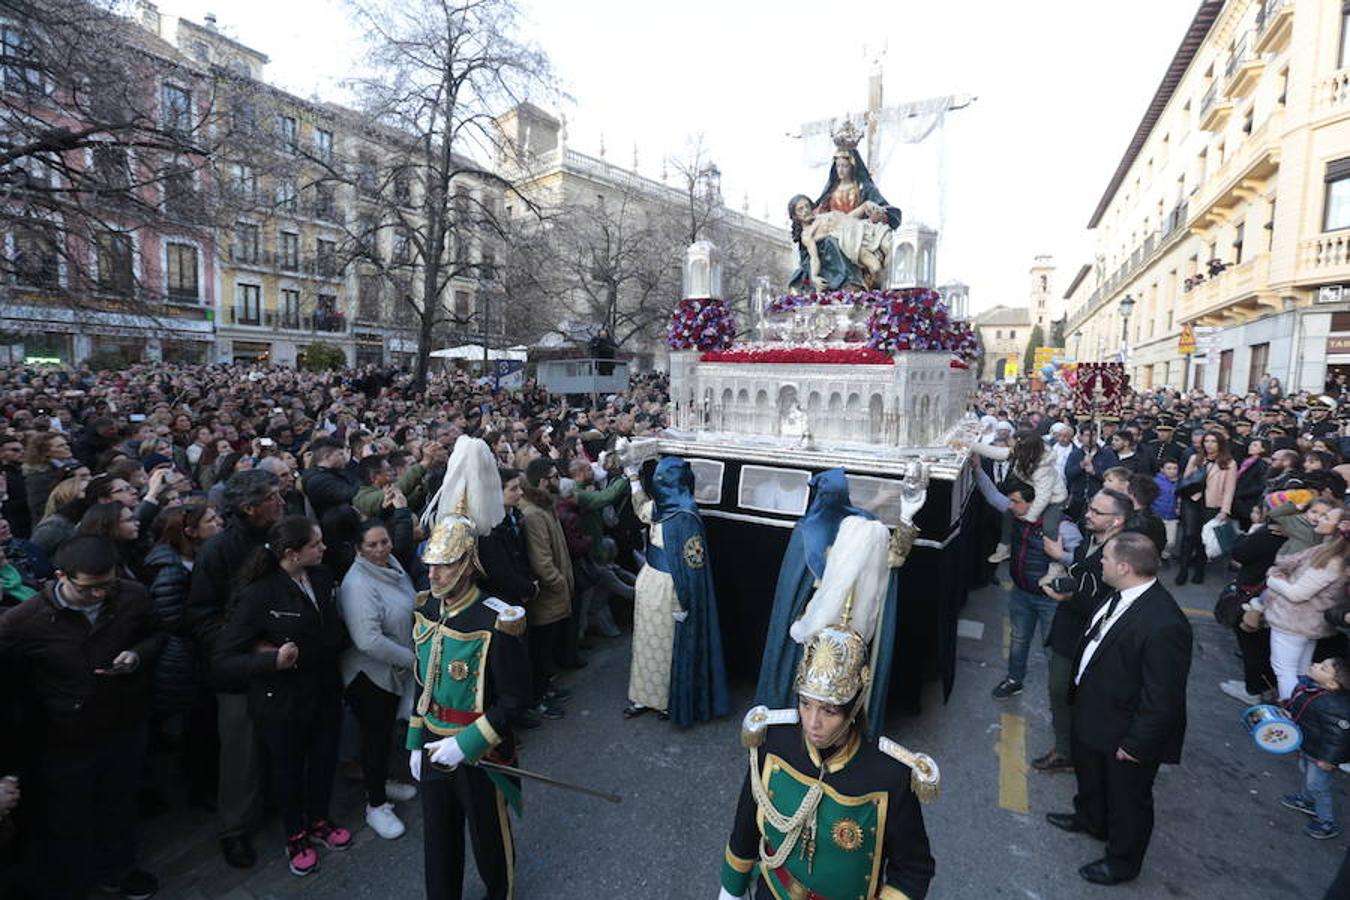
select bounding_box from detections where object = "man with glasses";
[0,535,165,900]
[1033,489,1131,774]
[184,470,284,870]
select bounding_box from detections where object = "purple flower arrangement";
[667,298,736,351]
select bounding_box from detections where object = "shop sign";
[1178,323,1196,355]
[1327,334,1350,355]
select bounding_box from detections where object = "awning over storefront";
[429,344,528,361]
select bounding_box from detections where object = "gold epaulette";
[740,705,799,749]
[414,589,432,610]
[482,597,527,637]
[878,736,940,803]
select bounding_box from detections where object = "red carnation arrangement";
[667,298,736,351]
[700,346,894,365]
[866,288,977,360]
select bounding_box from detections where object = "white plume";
[789,516,891,646]
[419,437,505,536]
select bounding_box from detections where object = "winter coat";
[301,466,359,523]
[28,514,76,559]
[338,554,415,697]
[213,565,344,721]
[1151,473,1180,521]
[184,519,271,692]
[1229,524,1286,587]
[574,476,630,560]
[968,442,1067,523]
[1268,498,1321,558]
[1181,455,1237,515]
[1261,545,1346,640]
[0,580,165,747]
[555,495,592,561]
[477,511,536,606]
[1008,518,1052,594]
[1284,678,1350,765]
[22,463,65,526]
[144,543,200,715]
[519,491,574,627]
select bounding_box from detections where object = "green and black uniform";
[408,585,530,900]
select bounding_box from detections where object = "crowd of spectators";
[0,360,666,897]
[965,377,1350,892]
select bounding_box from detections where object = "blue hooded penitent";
[753,467,900,734]
[645,457,728,728]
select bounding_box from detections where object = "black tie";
[1085,591,1122,643]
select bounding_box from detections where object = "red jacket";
[555,495,592,561]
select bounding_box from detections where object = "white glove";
[716,888,747,900]
[673,610,689,623]
[409,749,422,782]
[623,464,640,479]
[427,736,465,770]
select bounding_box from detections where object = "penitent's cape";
[753,468,900,734]
[649,457,729,728]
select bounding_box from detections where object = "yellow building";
[1064,0,1350,395]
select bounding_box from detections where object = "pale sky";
[148,0,1200,316]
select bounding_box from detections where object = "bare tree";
[292,0,558,390]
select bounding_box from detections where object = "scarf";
[0,564,36,602]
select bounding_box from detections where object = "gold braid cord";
[748,748,826,869]
[887,521,920,569]
[415,591,455,719]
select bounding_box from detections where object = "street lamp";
[1072,329,1083,361]
[1119,294,1136,362]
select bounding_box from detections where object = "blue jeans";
[1299,756,1337,825]
[1008,586,1059,683]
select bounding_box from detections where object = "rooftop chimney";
[204,12,217,30]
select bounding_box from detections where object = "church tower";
[1029,255,1056,332]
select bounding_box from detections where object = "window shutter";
[1326,157,1350,183]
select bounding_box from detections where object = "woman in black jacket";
[214,515,351,878]
[1219,505,1286,705]
[145,502,223,808]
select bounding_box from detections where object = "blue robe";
[787,149,901,293]
[753,468,900,735]
[650,457,729,728]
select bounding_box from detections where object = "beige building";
[1064,0,1350,395]
[495,104,791,363]
[1029,255,1058,333]
[974,305,1031,382]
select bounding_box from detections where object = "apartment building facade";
[1064,0,1350,395]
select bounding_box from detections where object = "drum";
[1241,704,1303,754]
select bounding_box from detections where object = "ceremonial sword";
[475,759,623,804]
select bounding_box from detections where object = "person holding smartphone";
[0,536,165,900]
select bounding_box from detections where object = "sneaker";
[1037,561,1068,589]
[988,543,1011,564]
[1307,819,1342,840]
[544,686,573,703]
[1031,751,1075,773]
[1219,680,1262,705]
[365,803,406,840]
[992,678,1024,699]
[307,818,352,851]
[384,780,417,803]
[285,833,319,877]
[99,870,159,900]
[1281,794,1317,817]
[533,701,565,720]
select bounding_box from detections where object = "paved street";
[139,558,1342,900]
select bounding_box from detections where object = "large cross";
[797,58,976,179]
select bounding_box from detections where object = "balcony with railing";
[1224,33,1264,100]
[1254,0,1292,55]
[1199,81,1233,131]
[228,307,273,328]
[1299,232,1350,285]
[226,306,347,333]
[1183,254,1279,326]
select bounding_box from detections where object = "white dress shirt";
[1075,578,1156,684]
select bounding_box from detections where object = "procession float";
[641,120,981,713]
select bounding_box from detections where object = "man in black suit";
[1046,532,1193,886]
[1064,423,1100,522]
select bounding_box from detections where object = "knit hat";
[142,452,173,472]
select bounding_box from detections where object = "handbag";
[1214,580,1263,628]
[1201,517,1238,560]
[1177,463,1207,500]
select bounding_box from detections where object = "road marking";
[1181,607,1210,619]
[957,618,986,641]
[998,713,1029,814]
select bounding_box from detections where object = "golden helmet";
[794,625,870,708]
[422,515,476,566]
